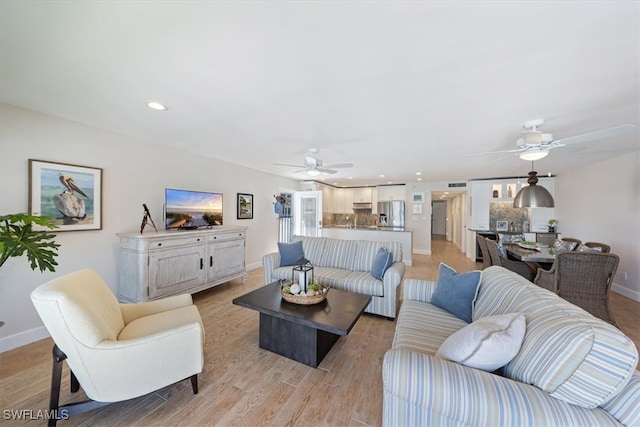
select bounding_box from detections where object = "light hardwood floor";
[1,237,638,426]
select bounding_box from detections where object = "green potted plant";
[547,218,557,232]
[0,213,60,272]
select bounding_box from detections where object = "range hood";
[352,202,373,210]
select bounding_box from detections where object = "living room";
[1,1,639,425]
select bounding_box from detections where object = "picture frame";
[496,220,509,231]
[237,193,253,219]
[412,203,423,214]
[411,192,425,203]
[29,159,103,231]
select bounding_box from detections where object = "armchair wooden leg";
[49,345,66,427]
[190,374,198,394]
[70,370,80,393]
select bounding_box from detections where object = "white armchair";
[30,268,205,426]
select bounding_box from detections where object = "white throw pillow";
[435,312,526,372]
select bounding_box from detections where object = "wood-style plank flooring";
[1,236,638,426]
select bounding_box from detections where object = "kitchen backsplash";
[323,212,377,227]
[489,202,528,231]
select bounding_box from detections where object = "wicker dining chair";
[584,242,611,253]
[534,252,620,325]
[485,238,535,281]
[476,235,491,270]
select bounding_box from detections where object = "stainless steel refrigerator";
[377,201,405,228]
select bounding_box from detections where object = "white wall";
[555,151,640,301]
[404,182,468,256]
[0,103,298,351]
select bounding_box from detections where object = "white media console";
[117,226,247,302]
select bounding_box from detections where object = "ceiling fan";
[274,148,354,176]
[468,119,636,161]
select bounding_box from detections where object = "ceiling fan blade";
[317,168,338,174]
[552,124,636,146]
[274,163,305,168]
[322,163,353,169]
[291,169,309,174]
[466,147,526,156]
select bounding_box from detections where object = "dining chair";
[485,238,535,281]
[584,242,611,253]
[534,252,620,325]
[476,235,491,269]
[30,269,205,426]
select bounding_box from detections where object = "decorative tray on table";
[517,241,539,250]
[280,282,329,305]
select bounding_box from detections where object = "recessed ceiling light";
[417,178,422,181]
[416,172,422,175]
[348,177,353,179]
[387,181,392,184]
[146,101,168,111]
[379,174,385,178]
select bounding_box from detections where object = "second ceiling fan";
[275,149,354,176]
[469,119,636,161]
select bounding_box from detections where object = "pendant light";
[513,162,555,208]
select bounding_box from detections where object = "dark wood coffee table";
[232,281,371,367]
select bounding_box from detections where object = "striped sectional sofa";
[262,235,405,319]
[383,266,639,426]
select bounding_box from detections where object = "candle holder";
[292,258,314,293]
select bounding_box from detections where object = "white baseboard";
[0,326,50,353]
[247,261,262,271]
[413,249,432,255]
[612,282,640,303]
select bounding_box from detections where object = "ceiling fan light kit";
[519,149,549,161]
[274,149,354,177]
[513,170,555,208]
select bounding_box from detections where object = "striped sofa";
[262,235,405,318]
[383,266,639,426]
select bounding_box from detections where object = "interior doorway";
[431,200,447,236]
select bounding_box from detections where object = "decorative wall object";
[29,159,102,231]
[237,193,253,219]
[413,203,423,214]
[411,192,425,203]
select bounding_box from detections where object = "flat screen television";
[164,188,223,229]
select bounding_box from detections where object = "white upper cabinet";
[353,187,373,202]
[470,181,492,230]
[377,185,406,201]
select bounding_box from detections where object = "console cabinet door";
[148,245,206,299]
[208,239,245,281]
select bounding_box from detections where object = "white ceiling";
[1,1,638,187]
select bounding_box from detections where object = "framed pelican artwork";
[29,159,103,231]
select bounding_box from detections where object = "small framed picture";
[29,159,102,231]
[412,203,423,214]
[237,193,253,219]
[496,220,509,231]
[411,192,425,203]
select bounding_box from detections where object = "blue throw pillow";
[371,247,393,280]
[278,241,305,267]
[430,263,482,323]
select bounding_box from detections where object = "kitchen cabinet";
[117,227,247,302]
[470,181,492,230]
[353,187,373,202]
[321,184,335,213]
[332,189,351,213]
[377,185,405,202]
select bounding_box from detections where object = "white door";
[293,191,323,237]
[432,201,447,235]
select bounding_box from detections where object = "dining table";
[505,243,555,273]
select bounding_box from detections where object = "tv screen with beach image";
[165,188,223,229]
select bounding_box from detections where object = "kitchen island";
[322,226,413,266]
